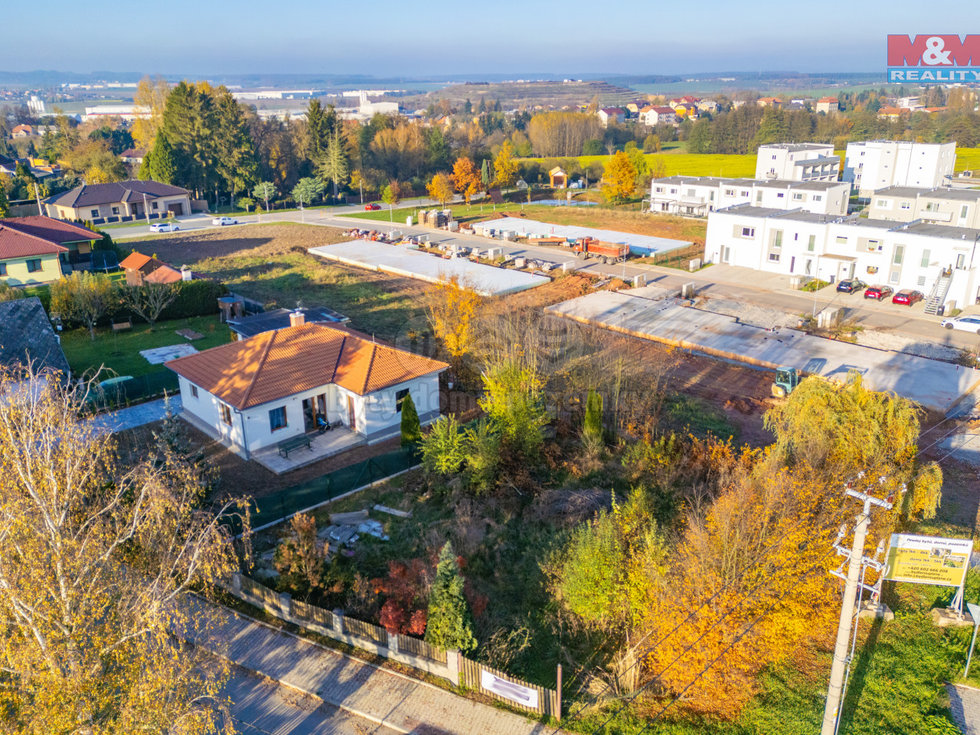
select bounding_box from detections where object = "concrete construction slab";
[546,290,980,414]
[308,240,549,296]
[476,216,692,256]
[140,344,198,364]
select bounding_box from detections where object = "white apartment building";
[867,187,980,229]
[843,141,956,197]
[755,143,840,182]
[639,106,679,126]
[650,177,849,216]
[705,205,980,312]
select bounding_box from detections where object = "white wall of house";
[650,178,848,216]
[176,372,443,454]
[867,188,980,229]
[755,144,838,181]
[705,208,980,309]
[843,141,956,197]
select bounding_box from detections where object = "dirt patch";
[498,272,623,310]
[487,207,707,246]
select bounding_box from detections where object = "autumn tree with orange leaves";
[451,156,482,204]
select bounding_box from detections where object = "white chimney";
[289,310,306,327]
[180,265,192,281]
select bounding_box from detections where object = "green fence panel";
[226,445,419,535]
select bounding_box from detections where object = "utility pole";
[820,481,893,735]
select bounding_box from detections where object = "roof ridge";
[240,331,276,408]
[330,332,347,384]
[362,341,379,394]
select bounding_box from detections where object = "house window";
[962,205,970,218]
[190,384,198,399]
[900,201,911,210]
[807,235,816,252]
[395,388,410,413]
[921,249,931,268]
[26,259,42,273]
[740,190,750,197]
[772,230,783,248]
[0,263,5,276]
[767,252,780,262]
[111,206,119,215]
[724,189,735,196]
[925,202,938,212]
[655,186,664,193]
[893,246,904,265]
[776,193,785,199]
[813,195,822,202]
[269,406,287,432]
[220,404,232,426]
[151,201,159,210]
[866,239,879,252]
[917,275,927,286]
[90,209,99,218]
[876,199,890,208]
[739,226,755,238]
[835,236,847,245]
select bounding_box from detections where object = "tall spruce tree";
[400,392,422,448]
[146,131,177,184]
[424,542,476,653]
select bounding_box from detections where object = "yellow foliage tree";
[131,75,170,150]
[427,172,454,207]
[0,366,242,732]
[492,141,519,188]
[425,274,484,370]
[601,151,638,201]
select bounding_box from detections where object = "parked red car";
[892,289,924,306]
[863,285,893,300]
[364,203,381,210]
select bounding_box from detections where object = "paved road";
[224,667,400,735]
[188,599,563,735]
[103,206,980,352]
[948,683,980,734]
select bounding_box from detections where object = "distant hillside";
[401,80,641,110]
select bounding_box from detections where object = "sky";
[5,1,980,78]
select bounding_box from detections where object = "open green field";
[61,315,230,379]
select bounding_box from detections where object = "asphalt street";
[223,667,400,735]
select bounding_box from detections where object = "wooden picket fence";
[398,633,448,664]
[460,656,561,719]
[230,573,560,718]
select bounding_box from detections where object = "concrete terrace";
[546,289,980,414]
[476,216,692,255]
[308,239,550,296]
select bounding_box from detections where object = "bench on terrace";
[277,434,312,458]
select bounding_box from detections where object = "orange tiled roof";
[143,265,182,284]
[166,323,449,409]
[120,252,152,270]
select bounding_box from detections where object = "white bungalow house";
[165,314,449,460]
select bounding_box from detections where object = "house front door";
[347,395,356,432]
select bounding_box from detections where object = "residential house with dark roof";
[0,296,70,378]
[227,306,348,340]
[44,180,192,224]
[0,216,100,285]
[166,315,448,459]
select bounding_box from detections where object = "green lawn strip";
[60,315,230,378]
[188,250,425,342]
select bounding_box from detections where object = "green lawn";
[60,315,232,379]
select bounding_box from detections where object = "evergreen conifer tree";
[425,542,476,653]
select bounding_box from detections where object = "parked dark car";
[836,278,866,294]
[892,289,924,306]
[863,285,893,300]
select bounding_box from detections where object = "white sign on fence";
[481,670,539,709]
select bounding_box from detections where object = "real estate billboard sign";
[883,533,972,587]
[480,669,539,709]
[888,35,980,83]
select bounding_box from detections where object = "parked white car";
[149,222,180,233]
[941,315,980,334]
[211,216,238,226]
